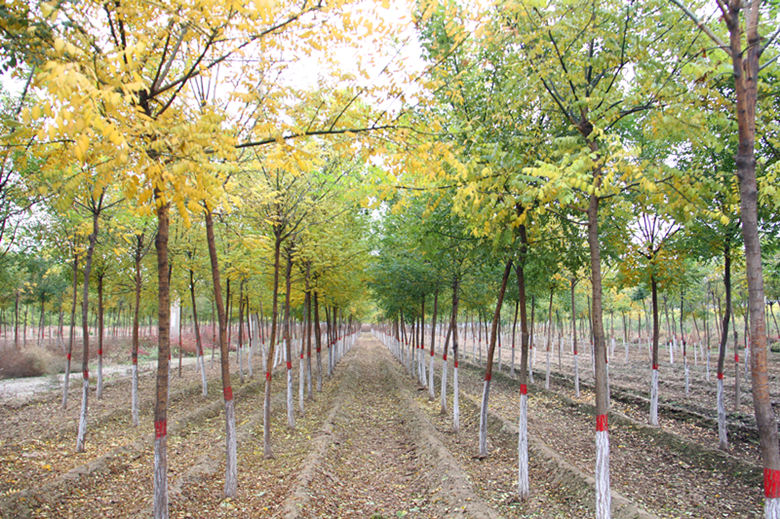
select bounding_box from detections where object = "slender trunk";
[63,254,79,409]
[718,241,732,450]
[190,268,207,397]
[478,259,512,457]
[76,207,100,453]
[283,252,295,428]
[650,275,660,427]
[153,198,171,519]
[204,208,236,497]
[263,234,282,458]
[428,289,438,400]
[314,291,323,392]
[450,276,460,433]
[511,299,519,377]
[96,274,104,400]
[571,279,580,397]
[545,288,553,390]
[516,225,531,500]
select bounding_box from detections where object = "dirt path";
[288,335,499,519]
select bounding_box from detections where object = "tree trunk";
[450,275,460,433]
[132,236,143,426]
[204,208,236,497]
[314,291,323,393]
[516,225,531,501]
[96,274,104,400]
[571,279,580,397]
[263,234,282,458]
[650,275,660,427]
[717,241,732,450]
[76,208,100,453]
[190,268,207,397]
[153,198,171,519]
[428,288,438,400]
[63,253,79,409]
[545,288,554,390]
[283,251,295,428]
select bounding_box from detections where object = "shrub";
[0,347,57,379]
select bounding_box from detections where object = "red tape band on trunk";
[300,353,304,359]
[83,370,89,379]
[98,349,102,355]
[66,353,71,360]
[735,354,739,362]
[286,361,292,370]
[316,348,321,352]
[765,468,780,498]
[520,384,527,395]
[154,420,167,438]
[484,373,492,381]
[442,354,447,361]
[265,371,271,381]
[596,414,608,432]
[430,351,434,356]
[717,372,724,380]
[454,361,459,368]
[652,364,658,370]
[224,386,233,401]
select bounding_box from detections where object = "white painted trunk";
[478,379,490,456]
[574,353,580,397]
[650,368,659,426]
[298,357,305,414]
[669,341,674,364]
[76,376,89,452]
[545,349,551,390]
[624,340,628,365]
[132,364,139,426]
[453,367,459,433]
[262,341,268,374]
[97,355,103,400]
[517,392,529,500]
[286,363,295,428]
[765,497,780,518]
[510,346,515,376]
[198,355,207,397]
[306,355,312,399]
[684,356,689,395]
[610,337,615,360]
[428,354,435,400]
[694,345,698,366]
[153,433,168,519]
[717,377,728,449]
[237,344,243,382]
[705,349,710,381]
[528,347,534,383]
[595,429,611,519]
[606,363,610,408]
[745,346,750,376]
[247,342,253,378]
[440,358,448,414]
[224,398,237,497]
[62,361,71,409]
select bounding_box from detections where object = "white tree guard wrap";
[97,354,103,400]
[669,340,674,364]
[766,498,780,519]
[517,389,529,500]
[574,352,580,398]
[545,349,551,390]
[595,417,611,519]
[153,422,168,519]
[199,355,207,397]
[62,359,71,409]
[478,378,491,456]
[132,364,139,426]
[717,375,728,449]
[684,356,689,395]
[453,365,460,433]
[428,354,435,400]
[76,376,89,452]
[286,361,295,428]
[224,397,237,497]
[650,367,659,426]
[299,356,305,413]
[440,355,448,414]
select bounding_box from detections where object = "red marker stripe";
[66,353,71,361]
[484,372,492,381]
[83,370,89,379]
[224,386,233,401]
[454,361,459,368]
[316,348,321,353]
[98,349,103,355]
[596,414,608,432]
[300,353,304,359]
[735,354,739,363]
[265,371,272,381]
[520,384,527,395]
[765,468,780,498]
[442,354,447,361]
[286,361,292,370]
[154,420,167,438]
[652,364,658,370]
[717,372,724,380]
[430,351,434,356]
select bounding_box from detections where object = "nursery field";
[0,333,773,518]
